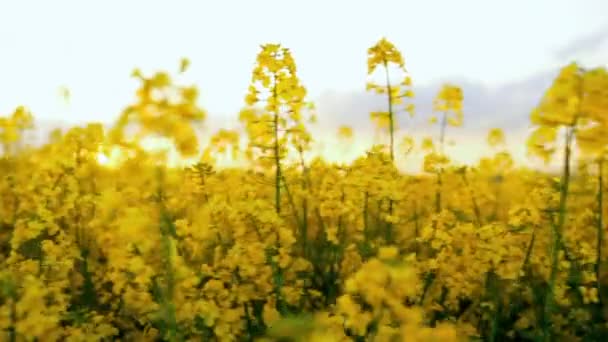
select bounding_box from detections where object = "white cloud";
[1,0,607,124]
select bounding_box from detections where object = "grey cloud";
[555,26,608,60]
[313,70,557,140]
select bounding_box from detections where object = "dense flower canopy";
[0,38,607,342]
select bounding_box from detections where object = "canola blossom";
[0,39,608,342]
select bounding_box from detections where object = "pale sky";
[1,0,607,169]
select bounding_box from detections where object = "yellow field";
[0,39,607,341]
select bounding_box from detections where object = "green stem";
[383,60,394,163]
[543,124,575,342]
[488,270,501,342]
[281,174,303,234]
[521,225,537,276]
[597,157,604,305]
[272,75,282,214]
[414,202,420,257]
[156,168,179,341]
[363,191,369,240]
[298,151,310,258]
[461,169,482,226]
[435,112,448,214]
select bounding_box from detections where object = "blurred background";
[0,0,607,171]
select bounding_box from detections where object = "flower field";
[1,38,608,341]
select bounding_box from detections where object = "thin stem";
[435,112,448,214]
[383,60,394,162]
[597,157,604,305]
[281,174,303,234]
[414,201,420,257]
[543,124,575,342]
[461,169,482,226]
[439,111,447,155]
[488,270,501,342]
[156,168,179,341]
[363,191,370,240]
[435,171,443,214]
[521,225,537,275]
[272,75,282,214]
[383,61,396,243]
[298,150,310,257]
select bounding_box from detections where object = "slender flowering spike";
[367,38,405,73]
[576,67,608,156]
[428,83,464,160]
[433,84,464,128]
[366,37,414,162]
[425,83,464,213]
[527,64,608,162]
[241,43,314,213]
[526,62,608,340]
[530,63,583,129]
